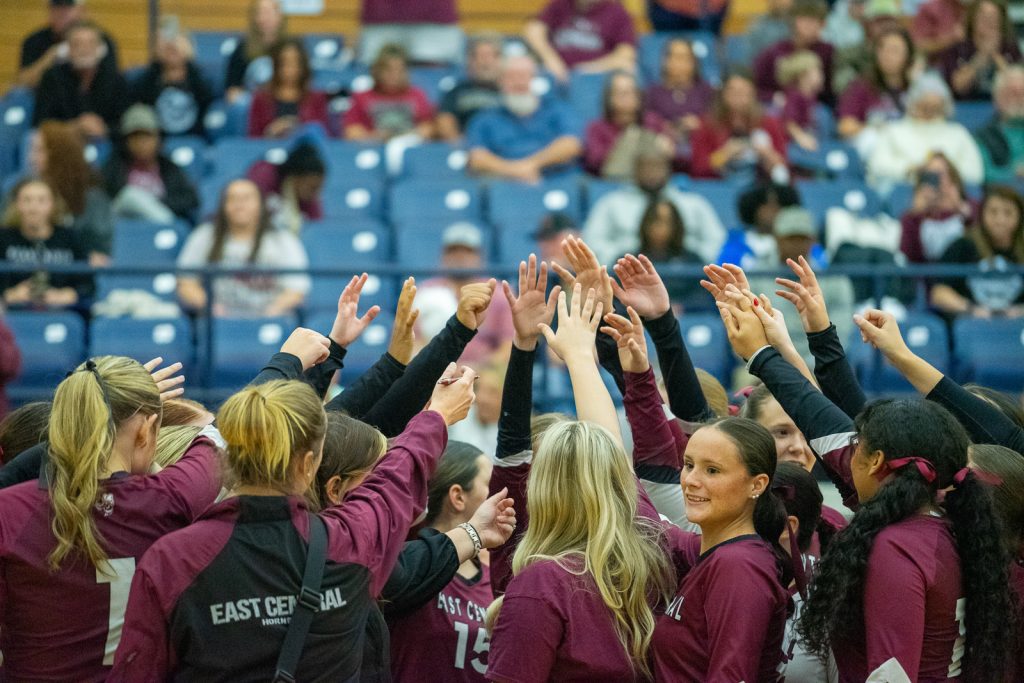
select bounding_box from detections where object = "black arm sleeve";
[497,345,536,459]
[807,323,867,419]
[926,376,1024,453]
[595,331,625,396]
[0,442,46,489]
[248,352,303,386]
[326,353,406,419]
[646,311,712,423]
[379,529,460,620]
[358,316,477,437]
[302,340,347,400]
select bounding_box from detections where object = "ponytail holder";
[952,467,1003,488]
[885,457,937,484]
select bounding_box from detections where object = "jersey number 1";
[454,621,489,674]
[96,557,137,665]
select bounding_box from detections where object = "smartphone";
[920,171,941,189]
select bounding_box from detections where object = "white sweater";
[867,118,984,187]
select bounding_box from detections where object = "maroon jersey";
[1010,561,1024,682]
[0,437,220,682]
[652,533,789,682]
[488,558,640,682]
[389,562,493,682]
[832,514,964,683]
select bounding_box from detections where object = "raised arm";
[249,327,331,386]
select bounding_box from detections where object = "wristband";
[458,522,483,557]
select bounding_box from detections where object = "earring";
[751,493,760,499]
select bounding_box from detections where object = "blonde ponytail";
[48,357,161,572]
[217,380,326,489]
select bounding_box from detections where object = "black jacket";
[101,153,199,221]
[33,61,127,129]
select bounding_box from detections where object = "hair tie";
[885,457,937,484]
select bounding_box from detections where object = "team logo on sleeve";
[95,493,115,517]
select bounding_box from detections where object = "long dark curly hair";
[797,399,1011,681]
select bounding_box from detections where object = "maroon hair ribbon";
[885,457,937,483]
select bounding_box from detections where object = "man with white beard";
[975,65,1024,185]
[466,54,583,183]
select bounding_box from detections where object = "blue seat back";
[111,220,189,266]
[7,312,86,400]
[953,317,1024,391]
[390,179,484,224]
[89,317,194,375]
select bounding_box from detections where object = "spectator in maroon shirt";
[359,0,462,65]
[247,38,329,139]
[900,152,976,263]
[523,0,637,83]
[911,0,969,60]
[583,71,674,179]
[643,38,716,153]
[837,27,915,142]
[225,0,287,103]
[343,44,436,142]
[753,0,835,103]
[777,50,825,151]
[940,0,1022,101]
[690,71,790,182]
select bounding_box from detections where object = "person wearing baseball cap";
[101,104,199,223]
[18,0,118,90]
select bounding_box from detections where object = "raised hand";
[427,362,477,426]
[330,273,382,347]
[611,254,671,319]
[468,487,517,548]
[775,256,830,334]
[853,308,910,360]
[700,263,751,303]
[388,277,419,365]
[143,357,185,402]
[551,235,614,317]
[600,307,650,373]
[539,283,604,363]
[716,293,769,361]
[280,328,332,370]
[456,279,497,331]
[502,254,561,351]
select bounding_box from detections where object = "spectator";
[436,33,504,141]
[933,185,1024,318]
[534,212,581,268]
[911,0,969,59]
[690,71,789,182]
[646,0,730,35]
[584,145,725,263]
[747,207,855,364]
[466,55,582,182]
[343,44,435,142]
[583,71,674,179]
[867,73,985,187]
[359,0,463,64]
[33,20,128,139]
[5,121,113,257]
[635,199,708,310]
[831,0,905,96]
[822,0,867,51]
[643,39,716,151]
[899,152,976,263]
[837,27,916,149]
[18,0,118,90]
[247,141,326,233]
[976,66,1024,185]
[718,182,803,267]
[939,0,1022,101]
[523,0,637,83]
[413,222,514,364]
[225,0,287,103]
[745,0,795,63]
[0,179,93,309]
[248,38,330,138]
[176,179,310,318]
[130,16,213,139]
[101,105,199,224]
[753,0,834,103]
[777,50,825,151]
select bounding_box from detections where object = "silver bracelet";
[458,522,483,557]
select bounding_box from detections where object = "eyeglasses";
[848,434,860,450]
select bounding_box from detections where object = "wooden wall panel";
[2,0,764,92]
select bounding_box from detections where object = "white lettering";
[665,595,685,621]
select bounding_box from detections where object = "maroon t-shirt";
[781,87,817,131]
[652,533,790,682]
[753,40,835,101]
[644,81,716,125]
[390,562,494,683]
[832,514,965,683]
[0,438,220,682]
[537,0,636,68]
[1010,561,1024,682]
[837,78,906,125]
[487,558,640,682]
[361,0,457,25]
[342,87,434,136]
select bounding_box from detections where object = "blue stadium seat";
[953,317,1024,391]
[163,135,208,182]
[202,96,251,140]
[320,141,386,182]
[787,141,863,180]
[331,312,394,382]
[111,220,189,266]
[488,179,583,232]
[207,316,297,389]
[208,138,287,180]
[685,179,743,229]
[723,34,752,69]
[409,66,462,105]
[89,317,194,375]
[96,272,180,302]
[678,314,733,383]
[302,220,394,314]
[6,311,86,402]
[567,72,607,123]
[796,180,883,231]
[848,313,949,393]
[885,183,914,217]
[302,34,346,69]
[952,101,994,131]
[191,31,241,96]
[495,226,539,268]
[321,178,385,220]
[390,179,484,224]
[639,31,721,86]
[395,222,493,268]
[0,88,33,177]
[401,143,470,180]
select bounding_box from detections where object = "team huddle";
[0,236,1021,683]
